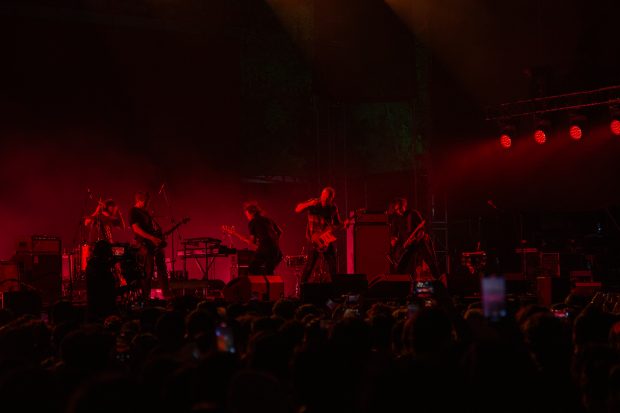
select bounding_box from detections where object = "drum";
[460,251,487,275]
[79,243,93,272]
[285,255,308,268]
[111,244,143,287]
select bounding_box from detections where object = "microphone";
[486,200,498,210]
[158,183,166,195]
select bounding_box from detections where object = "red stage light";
[611,119,620,136]
[569,125,582,140]
[500,134,512,148]
[534,129,546,144]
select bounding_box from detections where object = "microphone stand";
[69,188,93,299]
[159,184,183,275]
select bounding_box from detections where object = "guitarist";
[295,187,342,283]
[388,197,440,279]
[244,202,283,275]
[129,191,170,299]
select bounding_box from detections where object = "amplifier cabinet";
[347,213,390,279]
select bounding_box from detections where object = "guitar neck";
[403,220,426,247]
[230,230,254,246]
[162,219,189,238]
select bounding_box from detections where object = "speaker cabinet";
[537,276,570,306]
[19,253,62,306]
[367,274,411,300]
[0,261,19,293]
[223,275,283,302]
[347,213,390,279]
[331,274,368,297]
[300,283,333,305]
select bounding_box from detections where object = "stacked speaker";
[12,236,63,307]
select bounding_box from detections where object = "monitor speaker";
[22,253,62,306]
[331,273,368,297]
[367,274,411,300]
[347,213,390,278]
[536,276,570,306]
[300,283,333,305]
[0,261,19,293]
[223,275,283,302]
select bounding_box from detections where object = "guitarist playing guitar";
[387,197,440,279]
[222,201,283,275]
[129,191,190,299]
[295,187,345,284]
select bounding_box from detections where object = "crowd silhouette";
[0,288,619,413]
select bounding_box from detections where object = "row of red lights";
[500,120,620,148]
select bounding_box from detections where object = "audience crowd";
[0,287,619,413]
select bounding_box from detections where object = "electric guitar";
[143,217,191,252]
[392,219,426,272]
[221,225,258,251]
[310,208,365,252]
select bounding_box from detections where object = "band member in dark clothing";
[129,191,170,299]
[85,240,117,320]
[295,187,342,283]
[84,199,124,243]
[387,197,440,278]
[244,202,283,275]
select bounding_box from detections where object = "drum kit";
[284,253,308,298]
[68,241,143,292]
[67,198,144,300]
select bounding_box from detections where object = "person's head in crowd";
[573,306,617,352]
[302,318,329,351]
[155,311,185,351]
[186,309,216,341]
[60,326,114,374]
[402,308,453,356]
[279,320,305,355]
[522,312,572,373]
[169,295,201,314]
[51,321,78,357]
[246,331,290,380]
[330,317,372,357]
[129,333,159,370]
[120,319,141,337]
[252,316,284,335]
[463,307,484,321]
[272,299,297,320]
[565,293,590,310]
[369,312,394,353]
[226,303,245,321]
[103,315,122,334]
[139,306,165,334]
[295,304,322,321]
[50,300,80,326]
[366,302,394,319]
[515,304,550,327]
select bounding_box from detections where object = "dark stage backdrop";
[2,1,620,263]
